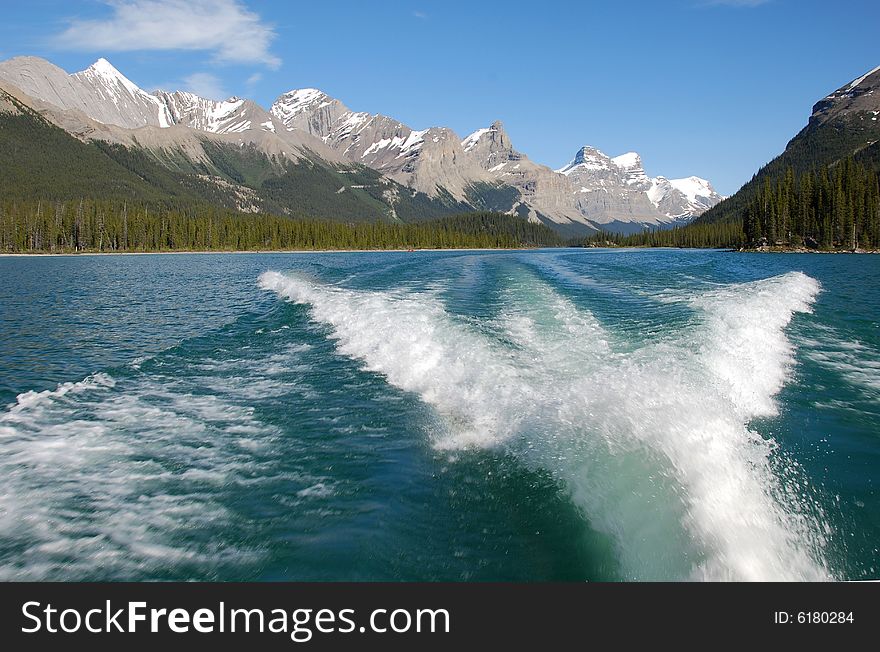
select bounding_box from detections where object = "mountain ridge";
[0,55,724,234]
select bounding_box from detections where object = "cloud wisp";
[56,0,281,69]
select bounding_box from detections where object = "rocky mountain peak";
[270,88,351,138]
[461,120,520,171]
[273,88,333,115]
[558,146,613,174]
[85,58,123,76]
[74,58,147,99]
[811,64,880,126]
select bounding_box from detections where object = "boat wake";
[261,268,831,581]
[0,339,320,580]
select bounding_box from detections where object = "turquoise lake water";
[0,248,877,581]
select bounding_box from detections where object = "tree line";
[577,220,746,249]
[0,200,558,253]
[742,158,880,249]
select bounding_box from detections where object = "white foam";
[803,328,880,399]
[693,272,821,419]
[261,269,831,581]
[0,341,318,579]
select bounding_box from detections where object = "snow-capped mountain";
[0,56,284,137]
[0,57,171,129]
[558,147,723,224]
[0,55,724,233]
[271,89,492,200]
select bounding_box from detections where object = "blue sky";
[1,0,878,195]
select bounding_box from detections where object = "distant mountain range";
[0,56,724,234]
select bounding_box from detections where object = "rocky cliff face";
[156,92,276,135]
[271,89,492,199]
[459,122,583,225]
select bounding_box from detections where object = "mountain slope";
[698,64,880,225]
[0,85,470,223]
[0,86,206,203]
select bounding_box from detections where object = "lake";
[0,248,877,580]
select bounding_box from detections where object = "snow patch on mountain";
[157,91,259,134]
[611,152,641,169]
[361,129,426,159]
[270,88,333,124]
[461,128,491,152]
[670,176,717,207]
[846,64,880,91]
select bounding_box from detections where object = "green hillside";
[697,97,880,228]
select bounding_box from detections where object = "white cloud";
[182,72,229,100]
[57,0,280,68]
[245,72,263,87]
[413,11,428,19]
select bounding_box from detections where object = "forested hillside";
[696,65,880,244]
[697,119,880,229]
[742,158,880,248]
[0,91,205,204]
[579,220,745,249]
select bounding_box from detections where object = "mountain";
[0,81,479,226]
[273,88,724,233]
[0,56,170,129]
[698,64,880,226]
[555,147,723,230]
[270,88,497,204]
[0,55,724,234]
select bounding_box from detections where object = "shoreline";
[4,246,879,257]
[739,247,880,254]
[0,247,536,258]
